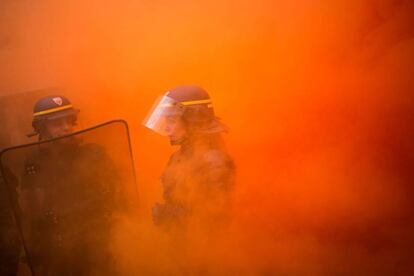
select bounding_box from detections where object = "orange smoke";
[1,0,414,275]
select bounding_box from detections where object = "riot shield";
[0,120,138,276]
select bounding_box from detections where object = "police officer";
[144,86,235,231]
[20,95,121,275]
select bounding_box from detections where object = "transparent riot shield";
[0,120,138,276]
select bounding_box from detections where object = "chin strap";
[170,135,189,146]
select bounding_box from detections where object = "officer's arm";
[202,150,235,191]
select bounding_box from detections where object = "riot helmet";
[30,95,79,139]
[143,85,227,138]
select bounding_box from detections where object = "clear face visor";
[143,95,184,136]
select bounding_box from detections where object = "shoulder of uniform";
[202,149,232,167]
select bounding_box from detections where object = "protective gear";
[146,86,234,230]
[152,133,235,231]
[30,95,79,137]
[143,86,227,137]
[1,120,137,276]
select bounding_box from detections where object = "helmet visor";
[142,95,184,136]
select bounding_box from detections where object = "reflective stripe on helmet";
[33,104,73,117]
[180,99,212,106]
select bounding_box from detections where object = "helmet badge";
[52,97,63,106]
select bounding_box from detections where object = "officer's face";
[165,115,186,144]
[43,116,75,139]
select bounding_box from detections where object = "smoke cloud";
[1,0,414,275]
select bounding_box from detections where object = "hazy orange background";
[1,0,414,275]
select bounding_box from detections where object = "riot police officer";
[144,86,235,231]
[19,95,121,275]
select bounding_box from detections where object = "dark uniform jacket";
[153,135,235,230]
